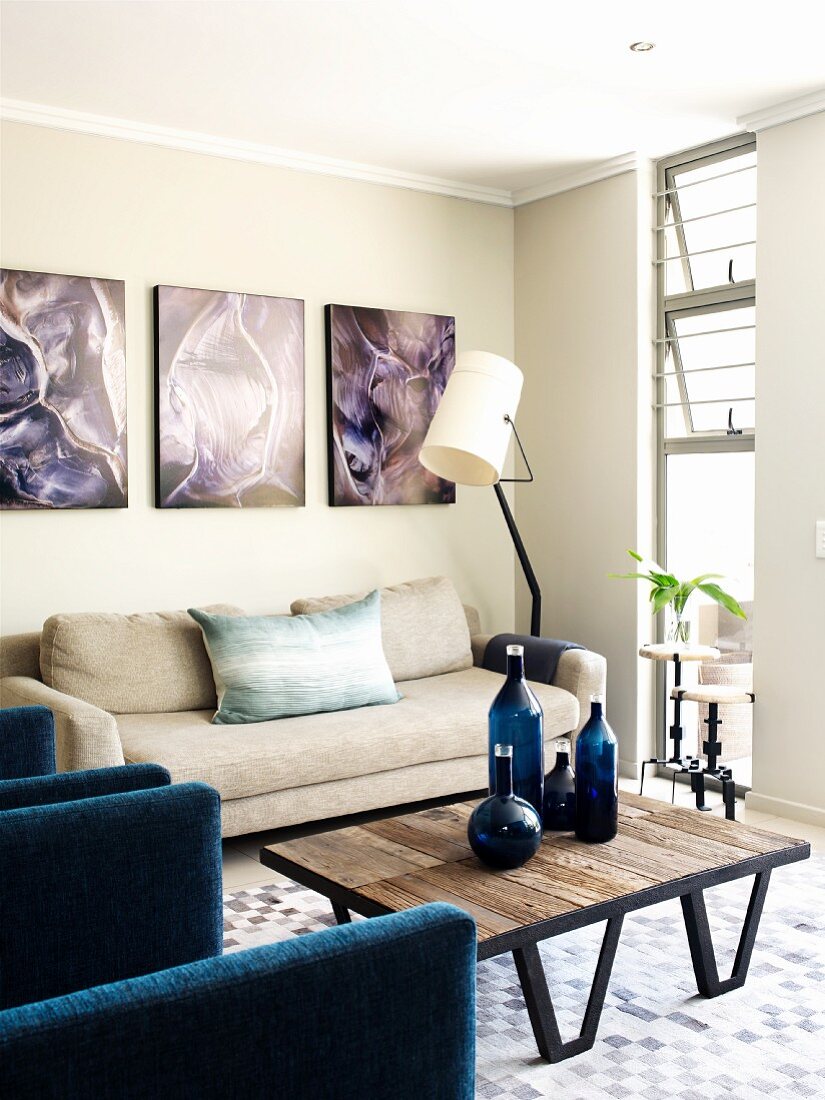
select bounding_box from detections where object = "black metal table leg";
[331,902,352,925]
[680,871,771,996]
[512,916,624,1062]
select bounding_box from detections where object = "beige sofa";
[0,577,605,837]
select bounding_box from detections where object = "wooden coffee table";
[260,793,809,1063]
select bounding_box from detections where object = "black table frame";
[260,834,808,1064]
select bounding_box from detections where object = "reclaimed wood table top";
[260,793,809,957]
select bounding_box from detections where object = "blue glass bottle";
[468,744,542,870]
[488,644,544,818]
[574,695,618,843]
[543,737,576,831]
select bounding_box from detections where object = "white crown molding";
[737,88,825,133]
[511,152,639,207]
[0,97,644,209]
[0,97,513,207]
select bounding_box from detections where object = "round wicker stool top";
[671,684,754,705]
[639,643,720,662]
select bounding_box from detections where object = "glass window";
[663,149,756,294]
[664,451,755,784]
[656,135,756,789]
[664,303,755,438]
[666,452,755,607]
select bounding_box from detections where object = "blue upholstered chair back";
[0,782,223,1009]
[0,705,56,779]
[0,903,477,1100]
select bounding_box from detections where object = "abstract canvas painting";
[326,304,455,506]
[0,269,128,509]
[154,285,304,508]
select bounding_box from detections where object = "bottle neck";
[554,751,571,769]
[494,751,514,798]
[506,652,525,681]
[590,699,603,720]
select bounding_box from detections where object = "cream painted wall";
[0,122,515,636]
[513,172,655,772]
[749,111,825,823]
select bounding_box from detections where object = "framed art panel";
[325,304,455,506]
[154,285,304,508]
[0,269,127,509]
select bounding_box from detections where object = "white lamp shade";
[419,350,523,486]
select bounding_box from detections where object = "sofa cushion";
[116,666,578,802]
[40,606,244,714]
[189,593,399,725]
[290,576,472,682]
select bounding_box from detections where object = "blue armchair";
[0,706,477,1098]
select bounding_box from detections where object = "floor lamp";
[419,350,542,637]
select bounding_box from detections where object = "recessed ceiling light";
[629,41,656,52]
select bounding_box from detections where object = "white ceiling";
[2,0,824,199]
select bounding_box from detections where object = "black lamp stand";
[496,416,542,638]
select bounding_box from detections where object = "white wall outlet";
[817,520,825,559]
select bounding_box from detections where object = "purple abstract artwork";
[326,305,455,506]
[0,269,128,509]
[155,285,304,508]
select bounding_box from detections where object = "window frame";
[654,133,756,762]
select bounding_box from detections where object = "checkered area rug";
[223,854,825,1099]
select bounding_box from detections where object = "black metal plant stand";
[639,651,697,797]
[681,696,738,821]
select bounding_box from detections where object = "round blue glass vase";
[488,644,544,818]
[468,744,543,870]
[574,695,618,843]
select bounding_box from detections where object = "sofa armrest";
[471,633,494,668]
[554,648,607,735]
[0,763,171,812]
[0,902,476,1100]
[0,677,123,771]
[471,633,606,736]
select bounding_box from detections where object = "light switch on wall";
[817,520,825,559]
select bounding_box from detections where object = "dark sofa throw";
[482,633,583,685]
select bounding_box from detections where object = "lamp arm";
[498,415,534,484]
[493,481,542,637]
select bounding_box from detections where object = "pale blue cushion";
[189,592,399,724]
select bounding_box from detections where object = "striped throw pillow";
[189,592,399,725]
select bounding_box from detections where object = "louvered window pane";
[676,306,755,434]
[664,150,756,293]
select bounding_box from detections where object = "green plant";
[609,550,746,643]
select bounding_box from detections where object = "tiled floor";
[222,773,824,892]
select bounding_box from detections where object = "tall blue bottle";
[574,695,618,843]
[488,644,544,818]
